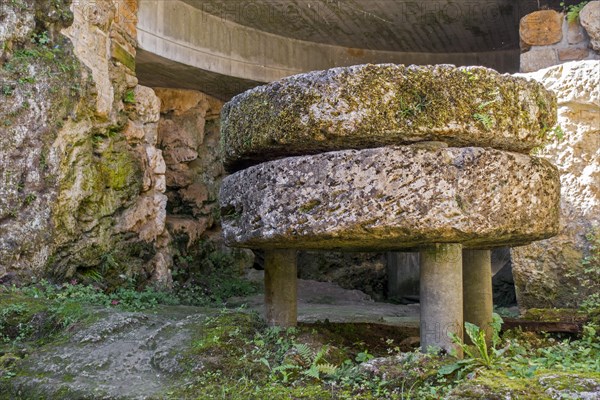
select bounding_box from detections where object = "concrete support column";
[264,249,298,327]
[386,252,420,303]
[463,249,493,342]
[419,243,463,357]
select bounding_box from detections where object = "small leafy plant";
[439,313,505,378]
[560,1,589,22]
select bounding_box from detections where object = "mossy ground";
[160,309,600,399]
[1,280,599,399]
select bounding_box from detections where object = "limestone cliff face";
[0,0,170,286]
[512,61,600,308]
[153,87,254,274]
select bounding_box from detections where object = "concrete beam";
[137,0,519,99]
[264,249,298,327]
[419,243,463,356]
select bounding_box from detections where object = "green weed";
[561,1,589,22]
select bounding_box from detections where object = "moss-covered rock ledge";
[221,64,557,171]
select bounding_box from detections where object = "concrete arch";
[136,0,519,99]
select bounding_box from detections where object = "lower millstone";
[220,145,560,251]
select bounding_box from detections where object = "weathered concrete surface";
[220,64,556,170]
[463,250,493,342]
[220,145,560,251]
[512,61,600,309]
[2,285,421,399]
[420,244,463,356]
[136,0,523,100]
[1,306,209,400]
[230,275,420,327]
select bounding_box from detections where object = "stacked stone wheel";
[219,64,560,355]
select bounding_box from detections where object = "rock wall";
[154,88,223,247]
[0,0,171,287]
[512,61,599,308]
[519,4,600,73]
[154,88,254,274]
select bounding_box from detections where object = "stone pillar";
[264,249,298,327]
[463,249,493,343]
[419,243,463,357]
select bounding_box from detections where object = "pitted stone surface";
[220,146,560,250]
[220,64,557,171]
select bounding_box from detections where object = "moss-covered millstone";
[220,145,560,250]
[221,64,557,171]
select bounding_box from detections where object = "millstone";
[221,64,557,171]
[220,145,560,250]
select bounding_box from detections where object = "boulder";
[580,1,600,51]
[220,145,560,251]
[220,64,556,171]
[512,61,600,308]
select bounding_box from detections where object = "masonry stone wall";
[519,4,600,73]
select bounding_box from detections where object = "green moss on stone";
[221,64,557,171]
[298,199,321,213]
[450,370,600,399]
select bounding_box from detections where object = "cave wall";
[154,88,224,247]
[153,87,254,277]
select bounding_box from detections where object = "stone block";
[124,120,145,142]
[567,20,586,44]
[221,64,556,171]
[133,86,161,124]
[520,48,557,72]
[520,10,563,46]
[115,0,139,42]
[220,145,560,251]
[558,47,589,61]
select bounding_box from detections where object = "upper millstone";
[220,145,560,251]
[221,64,557,171]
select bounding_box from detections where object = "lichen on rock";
[0,0,171,287]
[220,145,560,251]
[512,60,600,309]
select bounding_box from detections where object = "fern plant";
[473,112,494,130]
[271,343,339,382]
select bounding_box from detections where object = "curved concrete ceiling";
[136,0,564,100]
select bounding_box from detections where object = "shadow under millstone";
[492,247,517,307]
[0,306,211,400]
